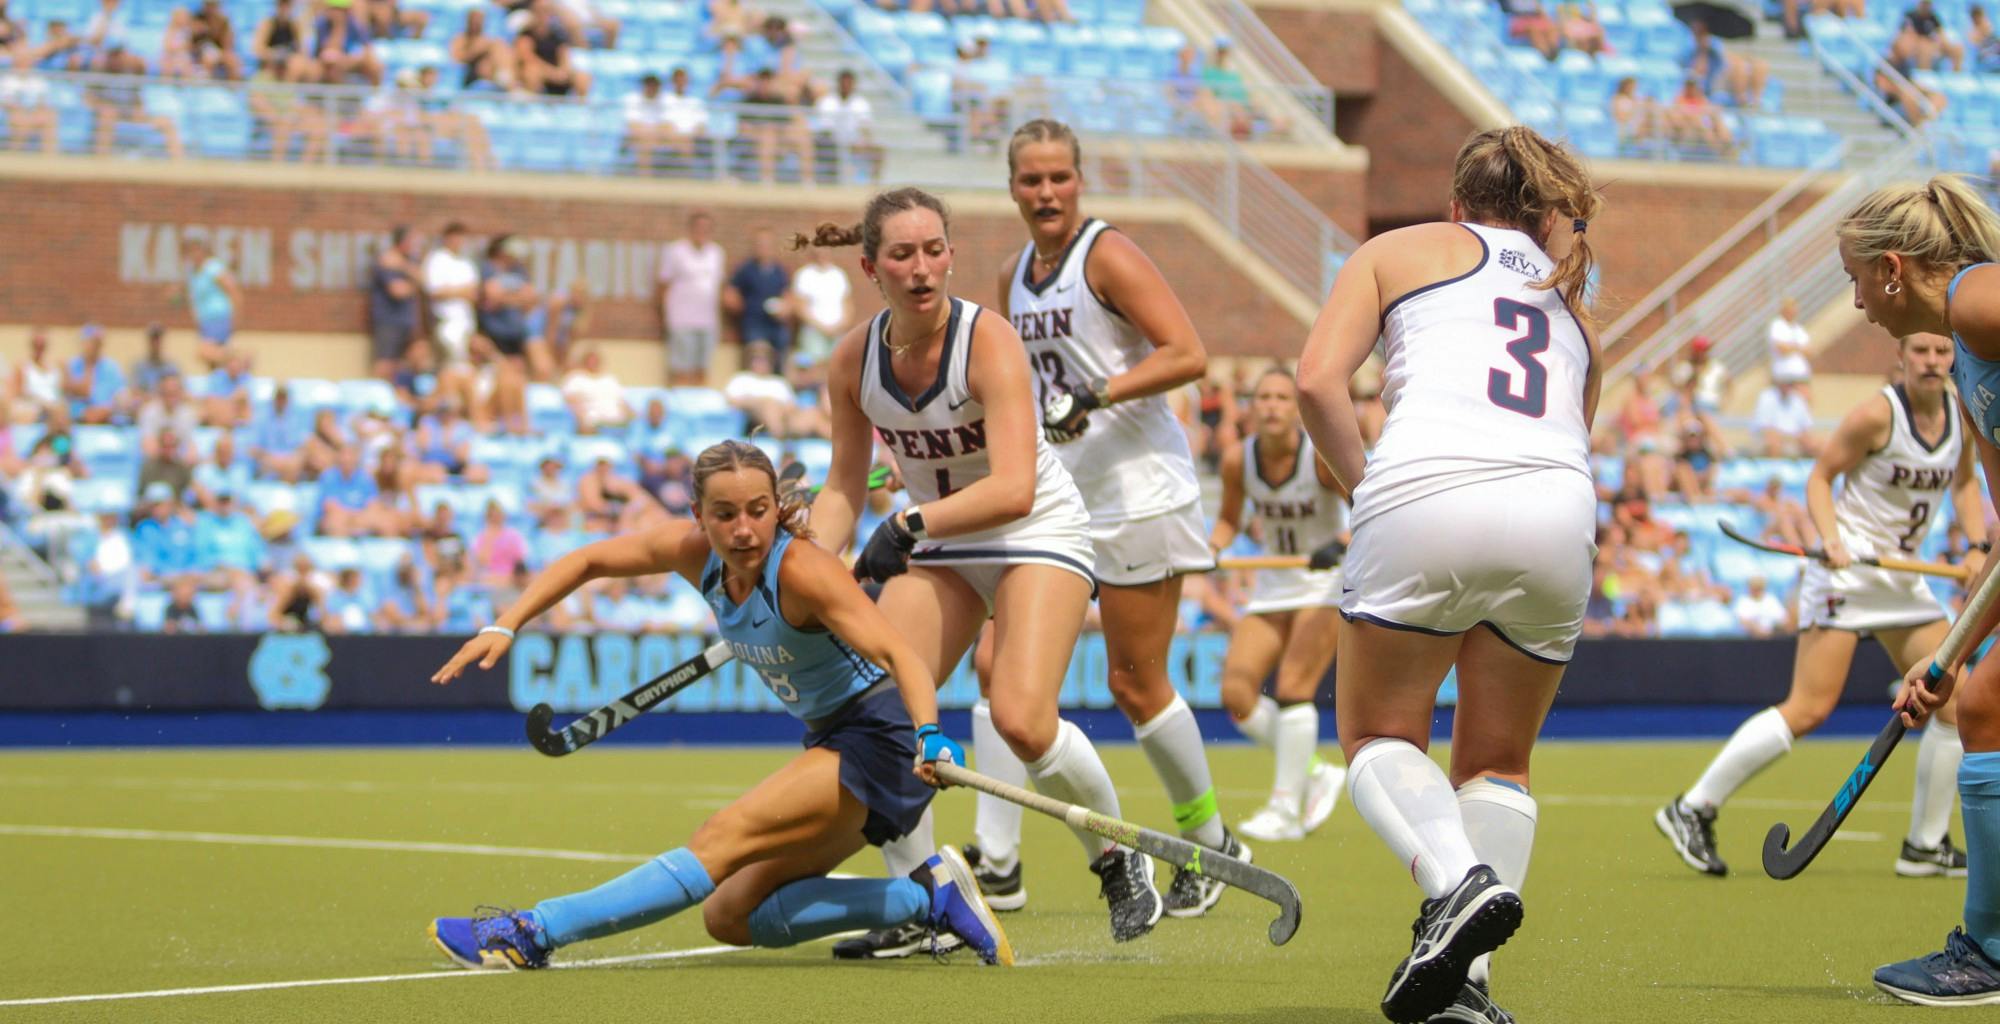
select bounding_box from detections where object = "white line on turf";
[0,944,749,1008]
[0,824,652,863]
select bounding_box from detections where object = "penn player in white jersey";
[1211,367,1350,843]
[1297,126,1602,1024]
[802,187,1165,955]
[1659,332,1986,882]
[946,118,1241,923]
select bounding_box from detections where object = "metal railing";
[1189,0,1336,133]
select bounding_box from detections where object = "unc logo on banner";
[248,634,333,710]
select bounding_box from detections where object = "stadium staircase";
[0,524,84,631]
[1734,23,1906,162]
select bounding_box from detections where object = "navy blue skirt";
[802,684,935,847]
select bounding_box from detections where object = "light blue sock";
[746,877,928,948]
[1963,752,2000,963]
[530,847,716,949]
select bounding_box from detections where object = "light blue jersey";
[1950,263,2000,446]
[703,531,882,721]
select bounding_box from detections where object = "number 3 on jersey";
[1488,299,1550,418]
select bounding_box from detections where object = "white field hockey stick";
[932,762,1304,945]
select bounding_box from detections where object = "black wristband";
[1976,541,1992,553]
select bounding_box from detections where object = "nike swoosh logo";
[1341,587,1355,595]
[1050,280,1074,294]
[749,616,771,628]
[949,395,974,410]
[1124,562,1152,572]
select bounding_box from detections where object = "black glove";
[1307,539,1347,571]
[853,513,918,582]
[1042,382,1103,444]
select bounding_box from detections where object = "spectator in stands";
[1683,19,1766,110]
[1751,378,1820,456]
[656,211,725,387]
[9,327,58,421]
[477,234,537,433]
[1667,335,1727,413]
[36,19,84,71]
[317,445,379,537]
[182,237,241,370]
[1749,474,1818,549]
[314,0,382,85]
[725,228,792,356]
[949,36,1009,149]
[425,222,480,373]
[625,71,708,174]
[190,0,243,80]
[80,0,142,74]
[74,507,132,623]
[470,498,527,587]
[138,424,193,498]
[560,346,631,434]
[374,558,431,633]
[267,552,328,632]
[526,454,569,521]
[192,431,252,509]
[735,68,815,184]
[1973,4,2000,71]
[249,385,309,482]
[410,396,478,483]
[352,68,431,164]
[0,40,58,155]
[1896,0,1964,71]
[814,69,882,183]
[575,455,647,532]
[1613,370,1671,499]
[1668,76,1734,155]
[162,7,200,79]
[203,350,252,428]
[414,66,495,171]
[451,7,515,93]
[248,51,331,164]
[367,445,418,534]
[532,279,589,371]
[86,53,185,159]
[1610,76,1661,147]
[0,0,20,51]
[1200,39,1256,139]
[1560,3,1606,56]
[1665,375,1728,501]
[1504,0,1563,60]
[364,0,430,42]
[133,482,200,583]
[160,576,203,633]
[515,0,591,96]
[369,226,425,380]
[1767,296,1812,386]
[790,241,853,375]
[1732,574,1791,636]
[724,341,828,439]
[196,488,263,588]
[63,323,124,425]
[138,375,199,455]
[639,445,694,517]
[318,566,372,634]
[128,323,178,400]
[730,15,801,93]
[1875,53,1946,126]
[253,0,317,80]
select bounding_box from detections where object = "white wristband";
[479,625,516,639]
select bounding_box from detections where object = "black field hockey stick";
[525,641,735,756]
[1762,553,2000,878]
[1718,520,1968,580]
[932,762,1304,945]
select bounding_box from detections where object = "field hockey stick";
[525,641,735,757]
[1216,556,1309,571]
[1718,520,1968,580]
[931,762,1304,946]
[1762,552,2000,878]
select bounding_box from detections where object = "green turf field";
[0,740,1968,1022]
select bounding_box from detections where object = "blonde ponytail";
[1840,174,2000,274]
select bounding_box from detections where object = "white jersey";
[1355,223,1592,530]
[855,297,1094,580]
[1835,384,1961,560]
[1242,430,1347,559]
[1009,218,1202,525]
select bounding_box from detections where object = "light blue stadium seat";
[1555,50,1610,106]
[188,87,252,160]
[1003,21,1057,76]
[1562,104,1617,157]
[302,537,363,570]
[132,589,170,632]
[1099,0,1145,24]
[1055,24,1111,78]
[194,592,234,632]
[525,383,575,435]
[1656,601,1695,637]
[10,423,44,460]
[287,378,342,411]
[337,378,398,416]
[1686,600,1739,637]
[566,435,632,470]
[908,66,953,119]
[74,426,138,481]
[70,477,136,514]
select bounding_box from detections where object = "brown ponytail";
[788,187,952,261]
[1452,126,1605,311]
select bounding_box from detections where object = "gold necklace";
[885,314,947,358]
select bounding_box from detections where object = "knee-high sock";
[1910,718,1965,848]
[1235,695,1280,747]
[531,847,716,948]
[1134,694,1227,848]
[1347,738,1479,899]
[1272,702,1319,814]
[1457,777,1538,988]
[1026,718,1122,861]
[971,698,1026,868]
[1685,706,1794,812]
[879,805,935,879]
[1961,751,2000,963]
[747,876,929,948]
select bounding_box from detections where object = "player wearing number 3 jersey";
[1297,126,1602,1024]
[1660,332,1985,885]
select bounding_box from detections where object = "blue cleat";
[1874,928,2000,1006]
[914,846,1015,966]
[429,906,551,970]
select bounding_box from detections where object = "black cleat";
[1163,828,1251,919]
[961,843,1027,911]
[1089,846,1163,943]
[829,921,963,960]
[1380,865,1523,1024]
[1654,795,1727,876]
[1896,835,1970,878]
[1426,981,1516,1023]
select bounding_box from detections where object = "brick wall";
[0,173,1316,360]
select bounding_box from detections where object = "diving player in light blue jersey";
[1836,174,2000,1006]
[425,440,1011,969]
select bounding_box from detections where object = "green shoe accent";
[1173,788,1220,831]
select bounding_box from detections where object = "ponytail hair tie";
[1572,218,1588,235]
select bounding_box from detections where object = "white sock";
[1457,777,1538,987]
[880,805,935,878]
[1685,706,1794,812]
[1347,737,1479,899]
[1026,718,1122,861]
[970,699,1025,868]
[1273,702,1319,814]
[1235,695,1280,747]
[1134,695,1227,848]
[1909,718,1965,848]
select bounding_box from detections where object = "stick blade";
[1266,877,1303,946]
[525,703,569,757]
[1760,821,1807,879]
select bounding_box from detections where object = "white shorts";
[434,314,473,369]
[1246,566,1344,616]
[1795,560,1943,633]
[909,484,1097,613]
[1088,500,1216,587]
[1340,468,1596,663]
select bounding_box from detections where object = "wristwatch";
[1088,376,1113,408]
[903,505,928,541]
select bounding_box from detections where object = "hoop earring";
[1886,280,1903,296]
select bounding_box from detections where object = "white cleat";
[1238,799,1307,842]
[1302,762,1345,834]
